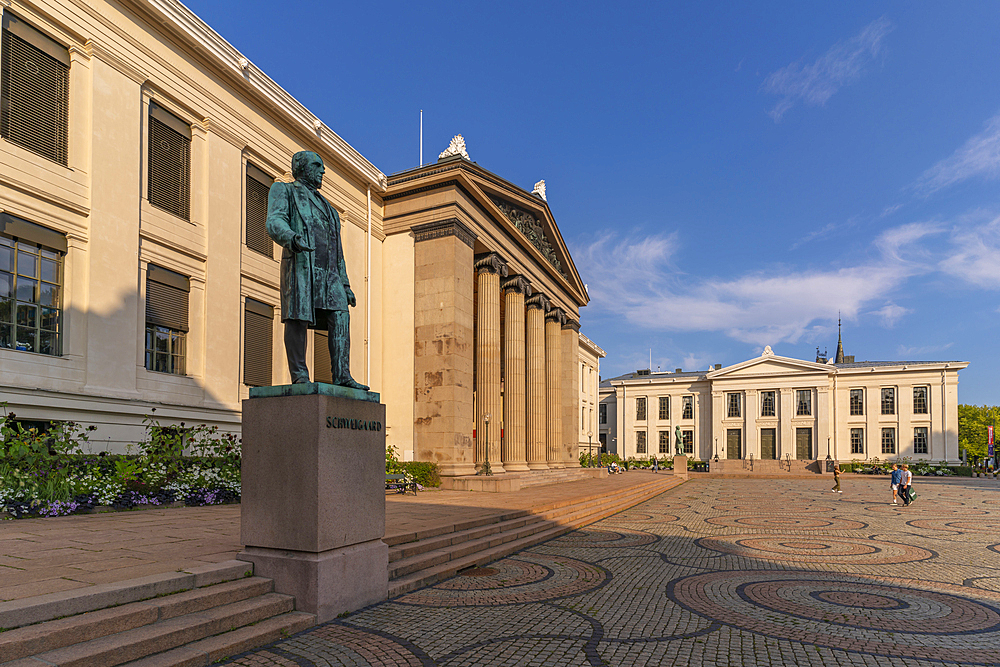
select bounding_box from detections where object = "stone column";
[412,220,477,477]
[525,294,550,469]
[562,318,581,467]
[545,308,566,468]
[502,276,531,472]
[779,388,794,460]
[474,253,508,473]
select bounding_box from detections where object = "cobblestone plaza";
[220,476,1000,666]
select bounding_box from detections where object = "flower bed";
[1,407,241,520]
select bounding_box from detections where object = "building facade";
[380,151,591,476]
[0,0,601,473]
[578,333,605,463]
[600,346,968,464]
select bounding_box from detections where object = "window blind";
[243,298,272,387]
[146,264,189,332]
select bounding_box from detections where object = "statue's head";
[292,151,325,190]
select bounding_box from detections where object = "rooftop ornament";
[439,134,470,161]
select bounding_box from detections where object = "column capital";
[501,274,532,296]
[526,293,551,312]
[562,317,580,332]
[545,308,567,325]
[474,252,509,277]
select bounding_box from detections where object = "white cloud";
[916,113,1000,193]
[937,212,1000,289]
[762,17,892,121]
[571,228,918,347]
[896,342,953,357]
[870,302,911,327]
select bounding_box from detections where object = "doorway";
[796,428,813,459]
[727,429,742,459]
[760,428,776,459]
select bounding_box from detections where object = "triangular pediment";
[708,354,834,379]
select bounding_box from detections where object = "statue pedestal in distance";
[237,383,387,623]
[673,455,689,480]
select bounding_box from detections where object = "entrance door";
[727,429,742,459]
[760,428,776,459]
[796,428,812,459]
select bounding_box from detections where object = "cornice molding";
[202,118,245,149]
[412,218,476,249]
[85,39,148,84]
[132,0,385,190]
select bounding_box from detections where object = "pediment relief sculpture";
[489,196,564,275]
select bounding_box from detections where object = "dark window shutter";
[146,265,189,331]
[245,164,273,258]
[314,330,332,383]
[1,16,69,165]
[147,104,191,220]
[244,298,272,387]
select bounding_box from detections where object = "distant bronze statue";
[266,151,368,390]
[674,425,684,456]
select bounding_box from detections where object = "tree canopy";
[958,404,999,462]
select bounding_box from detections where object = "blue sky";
[187,1,1000,405]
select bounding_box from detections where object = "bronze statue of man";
[266,151,368,390]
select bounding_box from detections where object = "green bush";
[402,461,440,487]
[954,466,973,477]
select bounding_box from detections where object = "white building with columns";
[600,346,968,464]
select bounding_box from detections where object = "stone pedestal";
[238,383,387,623]
[673,455,689,480]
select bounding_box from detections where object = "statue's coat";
[266,180,350,325]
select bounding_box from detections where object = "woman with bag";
[900,464,914,506]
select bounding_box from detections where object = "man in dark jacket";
[266,151,367,389]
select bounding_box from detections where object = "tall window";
[727,393,741,418]
[881,427,896,455]
[760,391,775,417]
[850,428,864,455]
[147,103,191,220]
[1,14,69,165]
[636,396,646,421]
[796,390,812,416]
[243,298,273,387]
[850,389,864,416]
[913,386,928,415]
[636,431,646,454]
[682,395,693,419]
[682,429,694,454]
[245,163,274,258]
[658,431,669,454]
[0,217,65,356]
[914,427,928,454]
[659,396,670,420]
[144,264,188,375]
[881,387,896,415]
[599,403,607,424]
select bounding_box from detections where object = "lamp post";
[481,413,493,476]
[588,430,594,467]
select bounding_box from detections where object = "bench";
[385,473,418,495]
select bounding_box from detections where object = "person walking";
[900,464,913,506]
[890,464,902,504]
[831,464,842,493]
[651,456,659,473]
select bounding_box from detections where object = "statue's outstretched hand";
[345,286,357,307]
[290,235,314,253]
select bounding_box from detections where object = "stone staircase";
[387,474,680,597]
[0,561,314,667]
[704,458,830,477]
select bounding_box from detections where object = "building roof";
[833,360,967,369]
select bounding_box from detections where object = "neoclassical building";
[0,0,601,475]
[600,343,968,464]
[380,143,591,476]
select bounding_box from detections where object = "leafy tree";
[958,404,1000,463]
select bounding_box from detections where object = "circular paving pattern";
[704,515,867,531]
[697,535,933,564]
[546,526,658,548]
[395,553,608,606]
[866,503,990,516]
[712,503,837,513]
[908,518,1000,533]
[670,571,1000,663]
